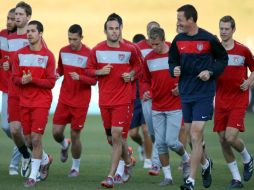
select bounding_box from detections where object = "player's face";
[176,24,184,34]
[177,11,191,33]
[219,21,235,42]
[105,20,120,43]
[15,7,30,28]
[27,25,41,45]
[7,12,16,32]
[68,32,82,51]
[150,37,164,54]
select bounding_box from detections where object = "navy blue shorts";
[181,97,214,123]
[130,99,145,129]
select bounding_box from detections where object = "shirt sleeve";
[142,57,152,92]
[244,47,254,72]
[130,46,142,80]
[56,51,64,76]
[12,52,23,85]
[168,38,180,77]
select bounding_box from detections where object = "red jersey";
[86,40,141,106]
[0,29,11,92]
[8,32,29,97]
[57,44,96,108]
[12,46,56,108]
[216,40,254,108]
[137,39,153,58]
[143,49,181,111]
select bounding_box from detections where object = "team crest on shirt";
[118,54,125,61]
[38,57,44,64]
[197,43,203,51]
[77,57,83,64]
[233,56,239,63]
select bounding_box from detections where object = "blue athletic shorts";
[181,96,214,123]
[130,98,145,129]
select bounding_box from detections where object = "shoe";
[243,155,253,181]
[137,146,145,161]
[122,160,135,183]
[229,179,243,188]
[180,180,194,190]
[68,169,79,177]
[21,157,31,177]
[101,176,114,188]
[24,178,36,188]
[9,165,19,176]
[39,154,53,181]
[143,158,152,169]
[149,165,160,176]
[113,174,123,184]
[61,139,71,162]
[182,161,190,179]
[159,178,173,186]
[201,158,212,188]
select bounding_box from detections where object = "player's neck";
[161,42,169,54]
[187,24,198,36]
[222,38,234,50]
[107,40,120,48]
[17,25,27,35]
[30,41,42,51]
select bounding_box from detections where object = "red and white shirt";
[216,40,254,108]
[57,44,96,108]
[12,46,56,108]
[0,29,11,92]
[86,40,141,106]
[143,49,181,111]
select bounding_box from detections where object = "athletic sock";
[71,158,81,172]
[115,160,125,176]
[201,158,209,170]
[162,165,172,179]
[29,158,41,180]
[240,147,251,164]
[228,161,241,181]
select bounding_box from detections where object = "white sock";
[29,158,41,180]
[201,159,209,170]
[162,165,172,179]
[115,160,125,177]
[182,151,190,163]
[40,151,49,166]
[228,161,241,181]
[240,147,251,164]
[60,138,69,150]
[71,158,80,172]
[187,177,195,186]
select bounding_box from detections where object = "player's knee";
[157,144,168,155]
[225,135,236,145]
[167,140,181,152]
[31,136,41,148]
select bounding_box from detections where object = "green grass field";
[0,113,253,190]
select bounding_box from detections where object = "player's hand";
[171,83,179,96]
[56,73,61,80]
[240,79,251,91]
[69,72,80,80]
[198,70,210,81]
[122,71,135,82]
[2,61,10,71]
[143,91,151,100]
[174,66,181,77]
[21,70,32,84]
[98,64,113,75]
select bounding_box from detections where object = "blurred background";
[1,0,254,114]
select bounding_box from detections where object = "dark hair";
[16,1,32,16]
[149,27,165,41]
[68,24,83,36]
[107,13,123,26]
[104,16,121,30]
[220,15,236,29]
[9,8,16,13]
[132,34,145,43]
[28,20,43,33]
[177,4,197,22]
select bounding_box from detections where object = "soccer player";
[0,7,21,175]
[168,4,228,190]
[143,27,190,186]
[137,21,163,175]
[214,15,254,188]
[86,15,141,188]
[12,20,55,187]
[52,24,96,177]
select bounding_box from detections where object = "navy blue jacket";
[168,28,228,102]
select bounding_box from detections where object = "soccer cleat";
[229,179,243,188]
[148,165,160,176]
[182,161,191,179]
[180,180,194,190]
[39,154,53,181]
[21,157,31,177]
[60,138,71,162]
[24,178,36,188]
[143,158,152,169]
[201,158,212,188]
[243,155,253,181]
[113,174,123,184]
[9,165,19,176]
[159,178,173,186]
[122,159,135,183]
[68,169,79,178]
[101,176,114,188]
